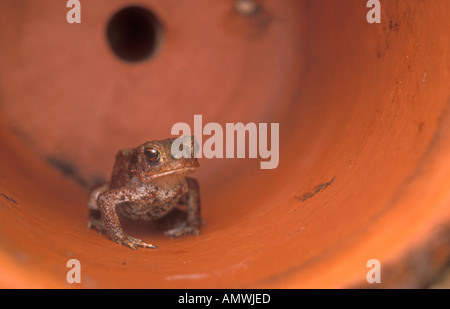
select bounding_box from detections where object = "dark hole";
[106,6,163,62]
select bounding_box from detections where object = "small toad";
[87,137,201,249]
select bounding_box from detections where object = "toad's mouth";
[143,166,198,180]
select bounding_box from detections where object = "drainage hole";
[106,6,163,62]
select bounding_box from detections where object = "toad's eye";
[144,147,161,163]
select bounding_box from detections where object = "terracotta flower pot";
[0,0,449,288]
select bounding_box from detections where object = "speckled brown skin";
[87,137,201,249]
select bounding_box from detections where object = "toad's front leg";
[96,188,158,250]
[166,177,202,238]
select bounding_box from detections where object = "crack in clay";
[296,177,336,202]
[0,192,17,204]
[46,156,89,190]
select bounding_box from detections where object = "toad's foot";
[112,234,159,250]
[165,222,200,238]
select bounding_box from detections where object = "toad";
[87,137,201,249]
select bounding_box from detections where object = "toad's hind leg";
[87,184,109,233]
[165,177,202,238]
